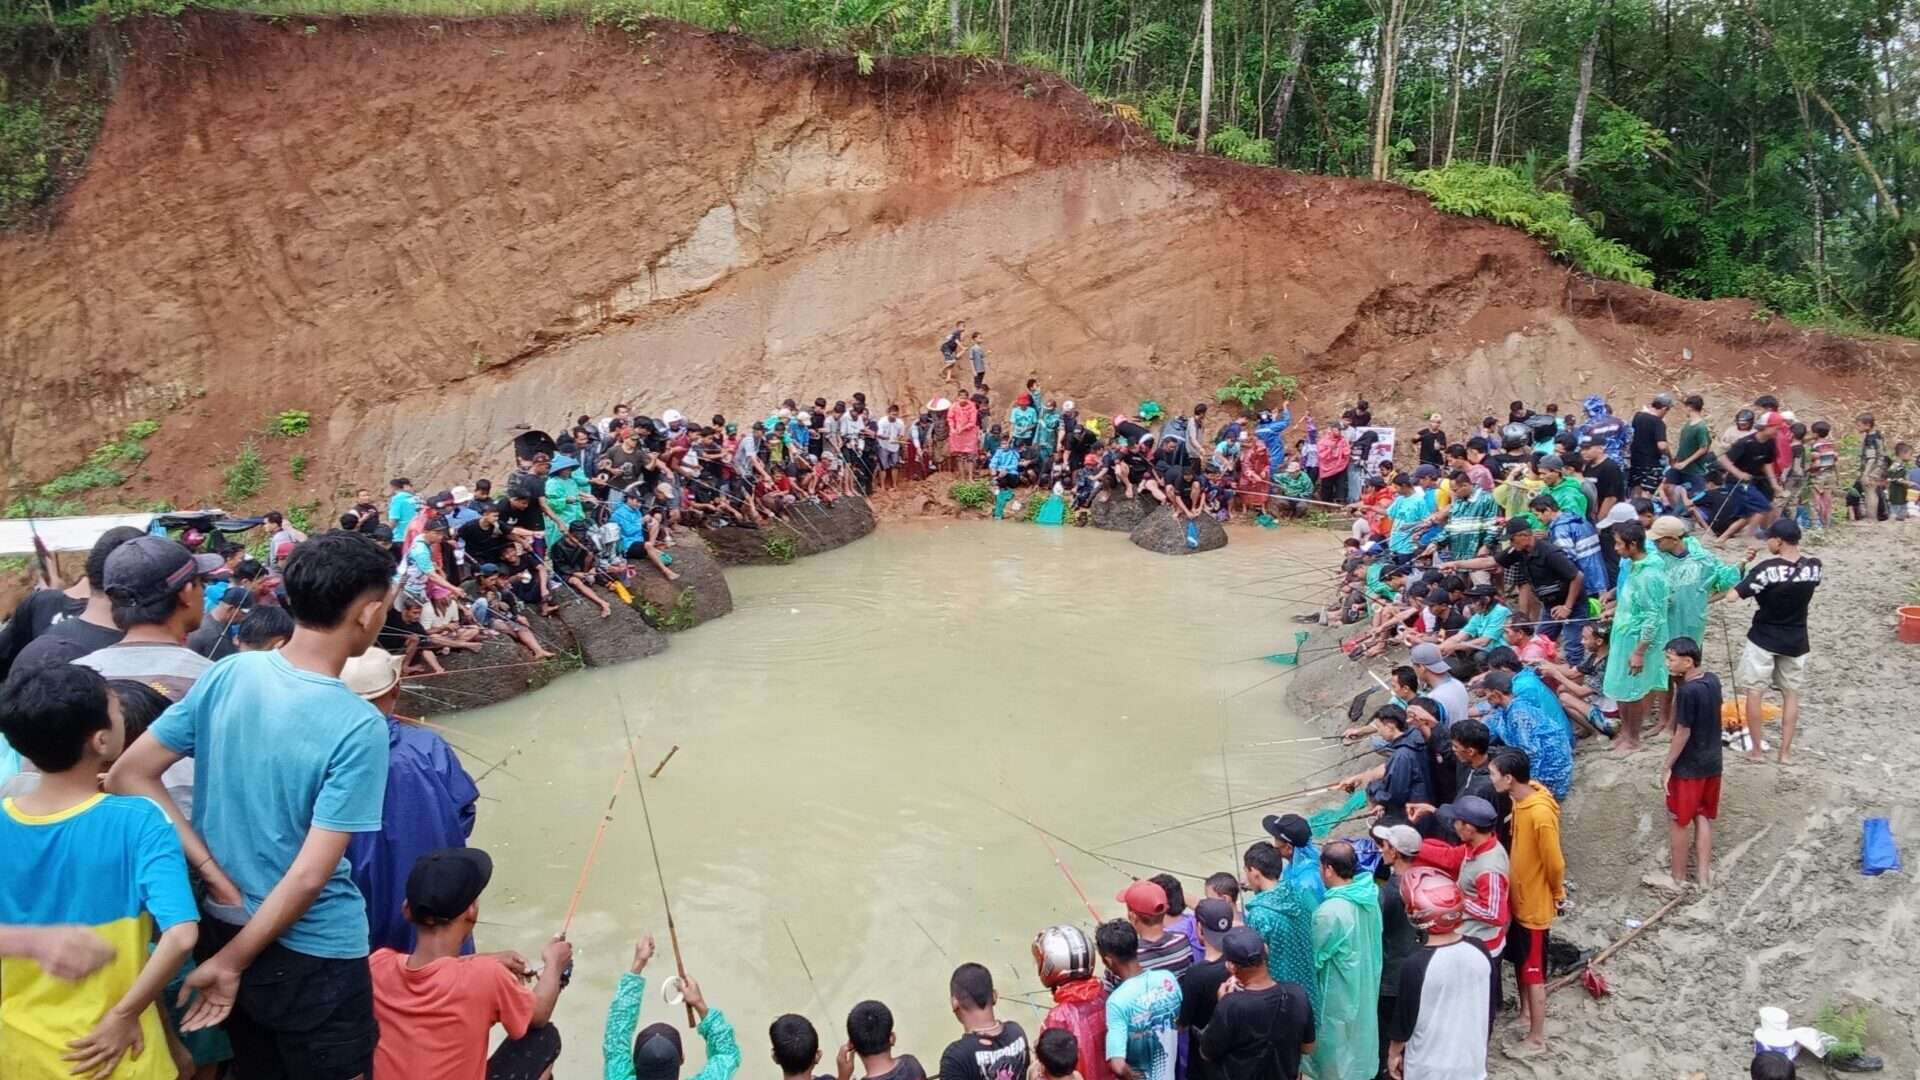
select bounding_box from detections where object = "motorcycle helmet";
[1032,924,1094,988]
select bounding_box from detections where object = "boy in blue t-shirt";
[109,529,396,1079]
[0,664,198,1080]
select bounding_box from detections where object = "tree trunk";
[1566,25,1601,178]
[1172,23,1202,143]
[1369,0,1406,180]
[1199,0,1216,153]
[1272,29,1306,143]
[999,0,1011,59]
[1443,11,1464,166]
[949,0,962,48]
[1489,26,1519,164]
[1228,0,1247,130]
[1256,0,1272,139]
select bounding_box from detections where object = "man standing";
[1385,869,1496,1080]
[940,964,1030,1080]
[109,530,396,1080]
[1034,925,1112,1080]
[1176,900,1234,1080]
[941,321,967,384]
[1197,928,1315,1080]
[1579,440,1628,523]
[1649,516,1740,655]
[340,647,479,955]
[1410,643,1470,726]
[1308,843,1381,1080]
[1663,394,1714,510]
[1260,813,1325,907]
[369,847,568,1080]
[1716,412,1784,541]
[1416,414,1448,468]
[1097,921,1182,1080]
[1662,637,1724,891]
[1109,881,1192,982]
[1856,412,1888,521]
[1487,749,1563,1057]
[1361,706,1430,825]
[968,333,989,389]
[5,526,146,678]
[1241,844,1317,1010]
[1628,393,1673,496]
[1440,796,1510,959]
[1369,825,1422,1075]
[1733,519,1820,764]
[73,535,222,700]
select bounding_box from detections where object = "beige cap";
[341,647,403,699]
[1649,515,1690,540]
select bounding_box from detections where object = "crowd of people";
[0,353,1878,1080]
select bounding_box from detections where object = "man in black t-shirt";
[1178,899,1236,1080]
[1662,638,1723,888]
[1628,394,1672,494]
[1415,414,1447,468]
[1716,416,1784,540]
[1578,441,1627,521]
[1733,518,1821,764]
[1198,927,1314,1080]
[937,964,1028,1080]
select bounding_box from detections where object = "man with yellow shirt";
[1487,748,1565,1059]
[0,664,199,1079]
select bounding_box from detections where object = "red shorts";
[1666,774,1722,825]
[1504,925,1550,986]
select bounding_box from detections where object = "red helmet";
[1400,866,1465,933]
[1083,453,1099,467]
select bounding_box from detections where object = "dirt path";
[1290,520,1920,1078]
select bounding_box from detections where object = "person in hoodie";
[1488,749,1564,1058]
[1361,705,1430,825]
[1253,408,1291,464]
[1577,395,1630,468]
[340,646,479,954]
[1034,925,1112,1080]
[1308,842,1381,1080]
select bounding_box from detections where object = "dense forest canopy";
[2,0,1916,336]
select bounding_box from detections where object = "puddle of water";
[445,522,1343,1068]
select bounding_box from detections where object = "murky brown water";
[442,522,1344,1073]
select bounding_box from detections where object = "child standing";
[1805,421,1838,528]
[0,664,199,1080]
[1888,443,1913,520]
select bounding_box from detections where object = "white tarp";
[0,513,155,558]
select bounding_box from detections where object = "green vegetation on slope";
[3,0,1916,335]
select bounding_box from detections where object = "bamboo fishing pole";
[561,748,636,934]
[607,682,699,1028]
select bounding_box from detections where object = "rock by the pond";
[396,612,568,715]
[631,536,733,631]
[1091,491,1157,532]
[700,496,877,565]
[1130,505,1229,555]
[556,594,668,666]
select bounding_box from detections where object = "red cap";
[1116,880,1168,916]
[1759,411,1785,429]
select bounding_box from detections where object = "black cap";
[404,847,493,923]
[1194,898,1234,948]
[1765,518,1802,543]
[1412,464,1441,481]
[103,536,225,606]
[1221,926,1267,966]
[1262,813,1312,847]
[1503,518,1533,537]
[632,1024,685,1080]
[567,518,592,533]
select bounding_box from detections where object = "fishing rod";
[783,918,833,1020]
[607,681,699,1028]
[1096,747,1381,850]
[1225,638,1353,700]
[560,745,636,935]
[1219,699,1241,872]
[988,798,1206,882]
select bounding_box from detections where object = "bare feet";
[1612,740,1640,756]
[661,570,681,582]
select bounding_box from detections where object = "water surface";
[447,522,1344,1071]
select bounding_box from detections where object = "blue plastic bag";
[1862,817,1901,876]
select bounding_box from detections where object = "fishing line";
[605,678,700,1027]
[1097,747,1380,850]
[560,746,636,935]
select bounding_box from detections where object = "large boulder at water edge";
[1130,505,1229,555]
[631,536,733,631]
[395,611,568,715]
[699,496,877,565]
[556,594,669,666]
[1091,491,1157,532]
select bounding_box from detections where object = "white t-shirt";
[876,417,906,450]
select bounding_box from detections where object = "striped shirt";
[1444,491,1499,559]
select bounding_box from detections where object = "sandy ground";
[1287,518,1920,1079]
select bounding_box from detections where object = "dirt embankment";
[4,12,1917,511]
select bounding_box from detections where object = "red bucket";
[1899,606,1920,645]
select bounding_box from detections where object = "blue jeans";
[1346,461,1364,502]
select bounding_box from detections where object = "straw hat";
[341,647,403,700]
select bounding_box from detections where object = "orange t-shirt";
[369,949,535,1080]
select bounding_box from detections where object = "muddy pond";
[445,522,1346,1070]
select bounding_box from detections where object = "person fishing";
[605,935,740,1080]
[1034,925,1113,1080]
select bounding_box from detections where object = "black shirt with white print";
[1735,556,1822,657]
[938,1023,1028,1080]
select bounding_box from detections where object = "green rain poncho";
[1309,877,1382,1080]
[1244,883,1317,1012]
[1658,535,1741,647]
[1603,552,1671,703]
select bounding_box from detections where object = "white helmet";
[1032,924,1094,988]
[662,409,684,426]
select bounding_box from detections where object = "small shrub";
[948,480,993,510]
[1404,163,1653,286]
[271,410,311,437]
[223,443,266,505]
[287,501,320,533]
[1215,355,1299,410]
[641,588,698,630]
[41,461,127,498]
[763,533,797,563]
[289,455,309,481]
[1207,125,1276,165]
[0,102,52,212]
[4,495,84,518]
[125,419,161,441]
